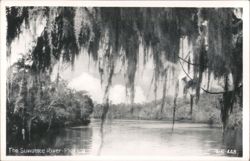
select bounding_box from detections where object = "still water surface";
[28,119,232,156]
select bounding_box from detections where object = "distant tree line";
[93,93,223,125]
[6,7,243,154]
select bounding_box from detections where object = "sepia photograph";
[0,1,249,161]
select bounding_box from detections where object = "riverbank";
[88,118,222,128]
[92,93,222,125]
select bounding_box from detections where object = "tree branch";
[184,51,191,60]
[178,56,208,68]
[178,60,241,95]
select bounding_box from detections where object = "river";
[8,119,241,157]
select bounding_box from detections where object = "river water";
[8,119,240,156]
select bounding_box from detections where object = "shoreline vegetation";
[6,72,94,146]
[5,7,243,156]
[7,71,241,141]
[93,91,242,131]
[93,93,223,125]
[7,64,242,155]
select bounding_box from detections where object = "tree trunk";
[27,116,37,141]
[190,95,194,117]
[160,71,168,113]
[172,80,179,132]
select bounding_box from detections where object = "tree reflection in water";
[7,127,93,156]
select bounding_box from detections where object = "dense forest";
[7,57,94,144]
[6,7,243,155]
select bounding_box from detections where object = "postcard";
[0,0,249,161]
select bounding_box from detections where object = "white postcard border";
[0,1,249,161]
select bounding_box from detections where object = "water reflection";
[7,126,93,155]
[7,120,242,157]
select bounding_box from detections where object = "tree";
[7,56,94,142]
[6,7,243,152]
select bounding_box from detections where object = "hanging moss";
[6,7,29,48]
[204,8,233,78]
[30,31,50,72]
[51,8,79,65]
[7,7,243,136]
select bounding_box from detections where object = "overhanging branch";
[178,60,241,95]
[178,56,209,68]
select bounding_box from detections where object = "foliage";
[93,93,222,125]
[6,7,29,48]
[6,7,243,137]
[7,58,94,143]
